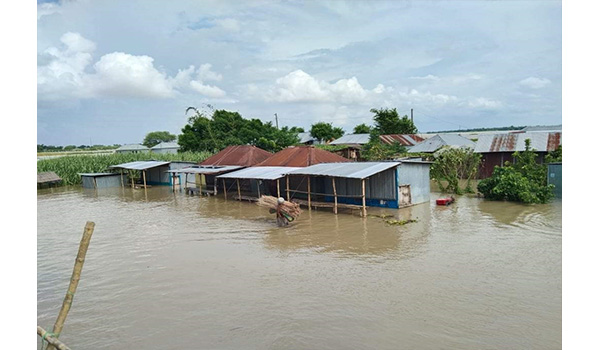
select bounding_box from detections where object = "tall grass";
[37,151,212,186]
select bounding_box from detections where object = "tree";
[431,147,481,194]
[143,131,177,148]
[361,140,407,161]
[353,123,372,134]
[370,108,418,135]
[310,122,345,142]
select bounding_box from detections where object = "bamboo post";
[142,170,147,189]
[120,169,124,188]
[332,177,338,214]
[214,179,217,196]
[361,178,367,217]
[223,179,227,200]
[307,176,311,210]
[131,172,134,189]
[237,178,241,200]
[277,179,281,198]
[47,221,95,350]
[286,176,290,201]
[257,180,261,199]
[38,326,71,350]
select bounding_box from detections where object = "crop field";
[37,151,212,186]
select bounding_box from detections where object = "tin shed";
[80,173,123,189]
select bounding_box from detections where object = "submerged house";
[215,146,348,200]
[37,171,62,188]
[150,142,180,154]
[408,134,475,154]
[80,173,123,189]
[474,132,562,178]
[284,160,431,216]
[109,160,171,187]
[115,144,149,154]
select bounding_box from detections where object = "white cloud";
[466,97,502,109]
[213,18,241,32]
[519,77,551,89]
[38,33,227,101]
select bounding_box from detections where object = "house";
[297,132,319,145]
[284,160,431,216]
[474,132,562,178]
[379,134,425,149]
[150,142,180,154]
[108,160,171,188]
[329,133,371,146]
[80,173,123,189]
[115,144,149,154]
[256,145,349,167]
[408,134,475,154]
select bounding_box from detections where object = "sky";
[37,0,562,146]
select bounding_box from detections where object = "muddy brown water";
[37,186,561,349]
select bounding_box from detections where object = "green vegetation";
[353,123,372,134]
[545,145,562,163]
[477,139,554,203]
[37,152,211,186]
[370,107,418,135]
[361,141,407,161]
[431,147,481,194]
[309,122,344,142]
[314,144,349,152]
[38,144,120,153]
[142,131,177,148]
[178,107,299,153]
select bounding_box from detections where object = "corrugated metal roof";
[200,145,272,166]
[78,173,119,177]
[521,125,562,132]
[167,165,243,174]
[474,132,562,153]
[286,162,401,179]
[256,146,350,167]
[116,144,149,151]
[109,160,171,170]
[408,134,475,153]
[329,133,371,145]
[37,171,62,184]
[216,166,301,180]
[379,134,424,146]
[151,142,180,150]
[297,132,316,144]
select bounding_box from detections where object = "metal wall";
[547,163,562,199]
[397,162,430,205]
[169,162,198,188]
[82,174,122,189]
[145,165,171,185]
[151,148,179,154]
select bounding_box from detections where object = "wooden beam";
[361,178,367,217]
[237,178,241,200]
[277,179,281,198]
[223,179,227,200]
[332,177,338,214]
[257,180,261,198]
[185,173,188,193]
[286,176,290,201]
[142,170,147,188]
[307,176,311,209]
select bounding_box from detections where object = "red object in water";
[436,197,455,206]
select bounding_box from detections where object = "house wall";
[479,152,547,178]
[151,148,179,154]
[82,174,122,189]
[547,164,562,199]
[397,162,431,206]
[144,166,171,185]
[168,162,198,188]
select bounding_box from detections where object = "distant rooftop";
[408,134,475,153]
[521,125,562,132]
[329,133,371,145]
[151,142,180,150]
[474,132,562,153]
[116,144,149,151]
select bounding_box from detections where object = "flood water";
[37,186,561,349]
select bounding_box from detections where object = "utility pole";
[274,113,279,130]
[410,108,413,124]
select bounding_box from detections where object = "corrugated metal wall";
[82,175,122,189]
[547,164,562,199]
[397,163,430,205]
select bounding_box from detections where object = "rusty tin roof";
[474,132,562,153]
[256,146,350,167]
[379,134,425,146]
[200,145,272,166]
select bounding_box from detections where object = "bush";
[431,147,481,194]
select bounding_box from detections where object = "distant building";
[408,134,475,153]
[329,133,371,146]
[150,142,180,154]
[474,132,562,178]
[256,145,349,167]
[115,144,149,154]
[521,125,562,132]
[297,132,319,145]
[200,145,272,167]
[379,134,425,148]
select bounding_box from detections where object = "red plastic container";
[436,197,454,206]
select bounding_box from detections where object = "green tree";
[143,131,177,148]
[362,141,407,161]
[370,108,418,135]
[545,145,562,163]
[353,123,372,134]
[431,147,481,194]
[310,122,345,142]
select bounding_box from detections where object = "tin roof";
[167,165,243,174]
[116,144,149,151]
[256,146,350,167]
[150,142,180,150]
[329,133,371,145]
[474,132,562,153]
[200,145,272,166]
[297,132,316,144]
[109,160,171,170]
[286,162,401,179]
[408,134,475,153]
[79,172,120,177]
[379,134,425,146]
[521,125,562,132]
[37,171,62,184]
[216,166,302,180]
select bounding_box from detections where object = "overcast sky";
[37,0,561,146]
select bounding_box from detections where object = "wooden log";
[47,222,95,350]
[223,179,227,200]
[307,176,311,209]
[361,179,367,217]
[38,326,71,350]
[237,178,241,200]
[120,169,124,188]
[286,176,290,201]
[142,170,147,189]
[131,173,134,189]
[332,177,338,214]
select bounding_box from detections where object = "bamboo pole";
[277,179,281,198]
[286,176,290,201]
[332,177,338,214]
[142,170,147,189]
[237,178,241,200]
[38,326,71,350]
[257,180,260,199]
[120,169,124,188]
[131,173,134,189]
[223,179,227,200]
[47,222,95,350]
[307,176,311,210]
[185,173,189,194]
[361,179,367,217]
